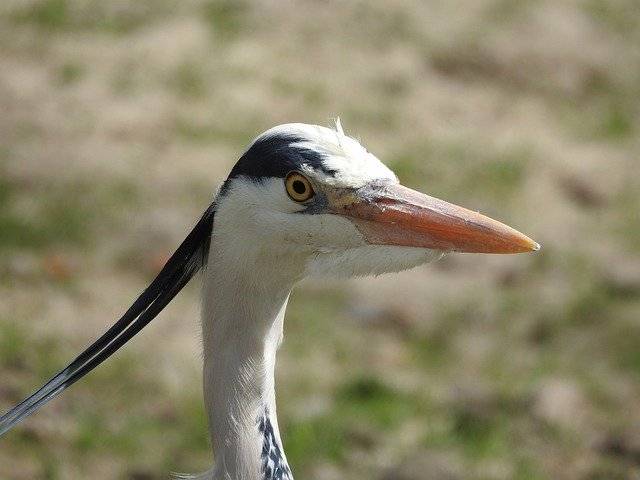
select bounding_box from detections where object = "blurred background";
[0,0,639,479]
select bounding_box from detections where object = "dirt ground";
[0,1,639,479]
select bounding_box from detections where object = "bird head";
[0,121,539,437]
[213,121,539,279]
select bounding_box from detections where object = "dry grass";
[0,0,639,479]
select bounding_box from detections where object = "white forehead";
[256,121,398,188]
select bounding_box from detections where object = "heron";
[0,121,539,479]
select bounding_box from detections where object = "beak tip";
[516,236,540,253]
[508,232,540,254]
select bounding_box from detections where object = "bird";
[0,121,539,479]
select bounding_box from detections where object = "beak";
[330,183,539,254]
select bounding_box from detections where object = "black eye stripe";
[227,133,337,183]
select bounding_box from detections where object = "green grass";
[0,319,68,402]
[168,62,207,100]
[0,318,210,476]
[271,77,328,108]
[283,287,352,362]
[613,187,640,254]
[14,0,69,30]
[110,61,138,96]
[483,0,540,24]
[57,62,84,86]
[283,414,346,468]
[9,0,175,34]
[342,105,399,131]
[173,116,261,146]
[389,138,531,203]
[284,375,423,470]
[0,172,137,254]
[583,0,640,37]
[600,103,634,138]
[0,323,30,370]
[202,0,248,39]
[410,331,453,371]
[336,377,417,429]
[555,76,638,142]
[512,458,546,480]
[451,409,511,460]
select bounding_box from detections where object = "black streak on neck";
[258,406,293,480]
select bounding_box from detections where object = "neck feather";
[201,235,300,480]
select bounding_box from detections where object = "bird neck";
[201,238,301,480]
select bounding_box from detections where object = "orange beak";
[331,183,539,254]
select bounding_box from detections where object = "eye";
[285,172,315,202]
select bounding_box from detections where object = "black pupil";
[292,180,307,195]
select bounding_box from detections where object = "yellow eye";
[285,172,315,202]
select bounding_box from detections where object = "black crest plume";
[0,204,215,436]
